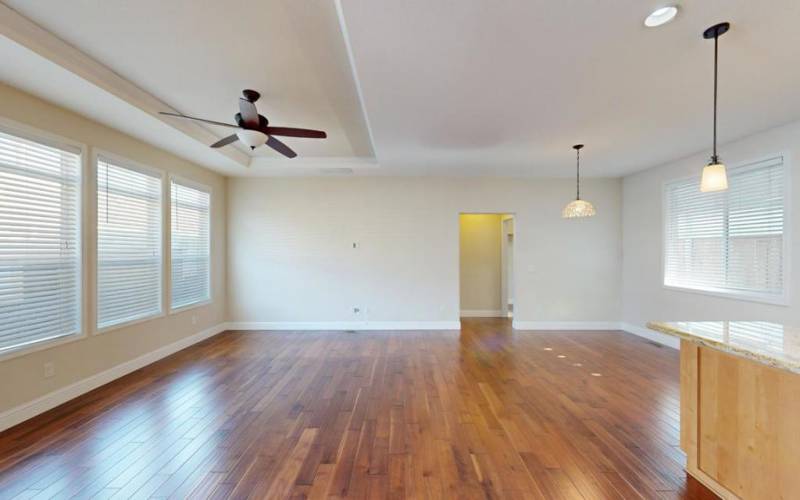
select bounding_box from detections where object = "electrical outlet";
[191,314,198,325]
[43,362,55,379]
[353,307,361,314]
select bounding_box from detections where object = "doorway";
[459,213,515,318]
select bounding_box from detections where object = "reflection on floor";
[0,318,717,498]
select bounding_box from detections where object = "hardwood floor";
[0,318,717,499]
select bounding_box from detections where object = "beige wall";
[0,83,227,414]
[227,176,622,327]
[459,214,503,313]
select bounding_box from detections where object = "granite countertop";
[647,321,800,375]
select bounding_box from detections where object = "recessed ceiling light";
[644,6,678,27]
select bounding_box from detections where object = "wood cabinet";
[680,340,800,499]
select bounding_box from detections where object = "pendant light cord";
[712,32,719,163]
[576,147,581,200]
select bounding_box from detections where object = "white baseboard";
[460,309,506,318]
[0,323,227,433]
[620,322,679,349]
[493,320,679,349]
[225,321,461,331]
[512,321,623,331]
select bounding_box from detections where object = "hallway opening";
[458,213,514,318]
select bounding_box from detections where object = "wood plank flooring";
[0,318,717,499]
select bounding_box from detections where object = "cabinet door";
[697,347,800,499]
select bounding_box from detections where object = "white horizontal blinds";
[97,157,162,329]
[171,179,210,309]
[664,156,785,299]
[726,159,784,295]
[665,177,727,290]
[0,129,81,354]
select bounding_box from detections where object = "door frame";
[457,212,516,320]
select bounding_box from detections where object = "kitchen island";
[647,321,800,499]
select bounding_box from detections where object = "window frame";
[168,174,212,314]
[92,149,167,335]
[0,117,89,362]
[661,152,792,306]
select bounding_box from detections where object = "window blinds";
[171,179,210,309]
[0,128,82,354]
[97,157,162,329]
[664,156,785,300]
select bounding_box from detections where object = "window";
[664,156,786,302]
[96,156,163,330]
[0,127,82,355]
[170,179,210,310]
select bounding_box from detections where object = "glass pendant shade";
[236,129,268,149]
[700,161,728,192]
[562,199,596,218]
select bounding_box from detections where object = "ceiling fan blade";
[209,134,238,148]
[265,136,297,158]
[159,112,240,129]
[239,98,260,128]
[265,127,327,139]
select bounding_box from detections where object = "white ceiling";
[0,0,373,176]
[1,0,800,177]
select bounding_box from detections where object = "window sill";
[663,284,788,306]
[169,299,212,315]
[95,311,166,336]
[0,332,86,363]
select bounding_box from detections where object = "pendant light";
[700,22,730,192]
[562,144,596,218]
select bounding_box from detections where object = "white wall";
[227,177,622,329]
[459,214,503,315]
[623,120,800,332]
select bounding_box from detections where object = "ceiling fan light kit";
[700,22,730,192]
[563,144,596,219]
[236,129,269,150]
[159,89,326,159]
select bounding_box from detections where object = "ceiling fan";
[159,89,326,158]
